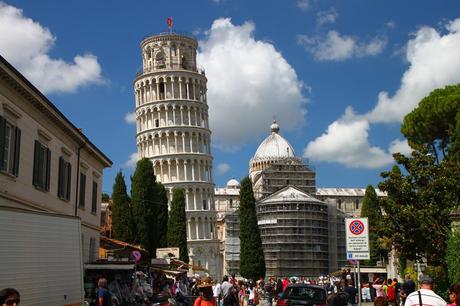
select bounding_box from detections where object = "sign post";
[346,218,370,306]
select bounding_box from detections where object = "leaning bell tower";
[133,30,220,278]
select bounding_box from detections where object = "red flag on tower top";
[167,17,173,29]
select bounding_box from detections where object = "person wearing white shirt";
[404,276,446,306]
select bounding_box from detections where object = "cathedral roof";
[259,186,324,204]
[252,120,295,162]
[226,178,240,188]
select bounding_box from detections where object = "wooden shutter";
[0,116,5,171]
[91,181,98,213]
[58,157,64,198]
[12,127,21,176]
[33,140,40,187]
[79,173,86,208]
[45,148,51,191]
[66,163,72,200]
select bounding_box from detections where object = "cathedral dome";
[253,120,295,161]
[226,178,240,188]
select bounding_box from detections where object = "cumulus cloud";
[216,163,231,175]
[0,2,103,94]
[389,139,412,156]
[297,0,310,12]
[367,19,460,123]
[197,18,306,151]
[316,9,338,26]
[297,30,387,61]
[304,18,460,168]
[123,152,138,169]
[125,112,136,124]
[303,109,393,168]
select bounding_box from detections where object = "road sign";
[345,218,370,260]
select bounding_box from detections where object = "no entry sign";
[345,218,370,260]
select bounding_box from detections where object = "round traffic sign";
[349,220,365,235]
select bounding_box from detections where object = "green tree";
[239,176,266,279]
[378,150,459,266]
[111,171,133,242]
[131,158,159,257]
[167,188,188,262]
[360,185,386,265]
[401,83,460,161]
[156,182,169,248]
[446,228,460,284]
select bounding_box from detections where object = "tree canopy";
[239,176,266,279]
[111,171,133,243]
[167,188,189,263]
[131,158,159,257]
[401,83,460,162]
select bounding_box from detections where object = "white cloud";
[304,18,460,168]
[303,108,393,168]
[123,152,138,169]
[125,112,136,124]
[216,163,231,175]
[0,2,103,94]
[389,138,412,156]
[297,30,387,61]
[316,9,338,26]
[367,19,460,123]
[297,0,310,12]
[198,18,306,151]
[386,20,397,29]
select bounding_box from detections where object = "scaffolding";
[257,187,330,277]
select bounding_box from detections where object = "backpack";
[387,285,396,302]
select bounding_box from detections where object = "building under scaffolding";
[257,186,329,276]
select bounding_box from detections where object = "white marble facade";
[134,32,220,279]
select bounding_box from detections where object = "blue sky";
[1,0,460,194]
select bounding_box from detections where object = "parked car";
[276,284,327,306]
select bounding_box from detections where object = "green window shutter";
[0,115,5,171]
[45,148,51,191]
[66,163,72,200]
[33,140,40,187]
[91,181,98,213]
[13,127,21,176]
[79,173,86,208]
[58,157,64,198]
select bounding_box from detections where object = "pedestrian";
[195,277,217,306]
[387,279,396,306]
[362,283,371,302]
[265,278,275,306]
[448,284,460,306]
[0,288,20,306]
[404,275,446,306]
[214,280,222,306]
[373,278,386,298]
[275,279,283,299]
[400,275,416,305]
[97,278,112,306]
[327,291,349,306]
[392,278,401,306]
[222,276,236,306]
[344,281,358,306]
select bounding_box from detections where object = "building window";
[0,116,21,176]
[155,119,159,127]
[338,199,342,210]
[355,199,360,210]
[203,199,207,210]
[58,157,71,201]
[33,140,51,191]
[79,173,86,208]
[91,181,98,213]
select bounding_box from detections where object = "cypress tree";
[156,182,169,248]
[239,176,266,279]
[111,171,132,242]
[167,188,189,263]
[131,158,158,257]
[360,185,384,265]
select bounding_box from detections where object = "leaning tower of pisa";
[134,32,220,278]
